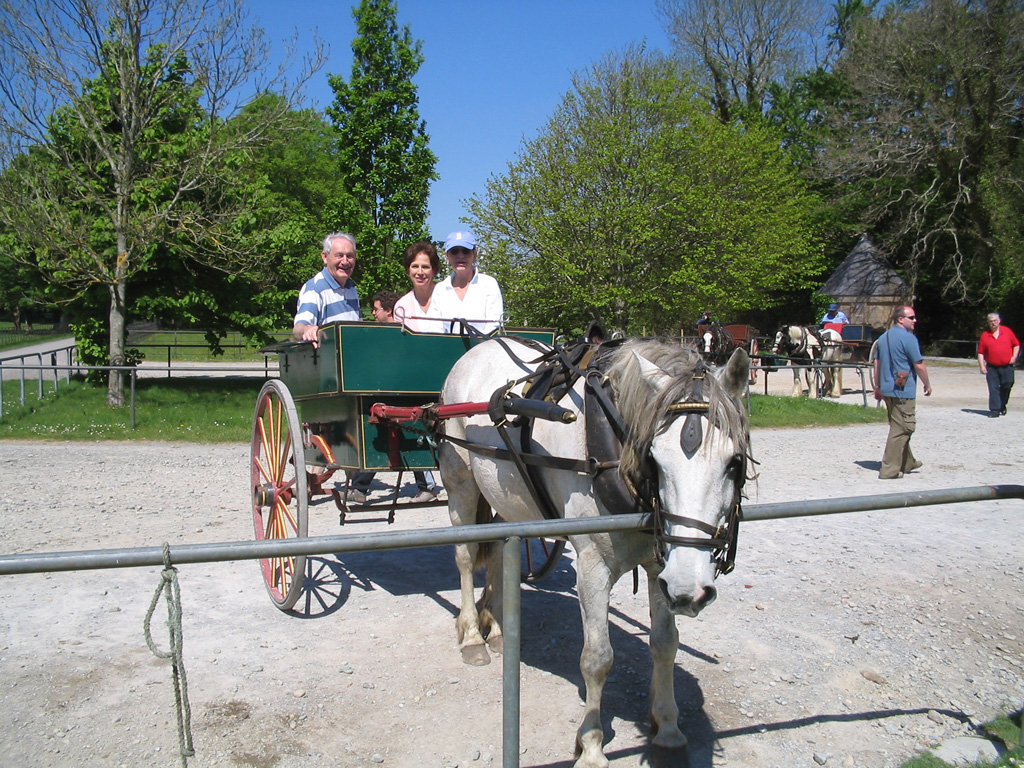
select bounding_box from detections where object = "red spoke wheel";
[521,537,566,583]
[251,380,308,610]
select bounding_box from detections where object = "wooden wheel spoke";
[251,379,308,611]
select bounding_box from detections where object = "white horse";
[771,325,844,397]
[439,338,752,768]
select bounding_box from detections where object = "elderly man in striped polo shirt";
[292,232,362,345]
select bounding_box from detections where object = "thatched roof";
[819,236,907,297]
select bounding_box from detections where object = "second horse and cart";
[250,318,754,766]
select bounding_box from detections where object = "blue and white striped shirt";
[294,268,361,327]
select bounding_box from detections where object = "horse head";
[771,327,786,355]
[608,341,751,617]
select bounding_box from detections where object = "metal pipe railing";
[1,486,1020,575]
[1,484,1022,766]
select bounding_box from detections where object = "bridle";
[629,364,746,577]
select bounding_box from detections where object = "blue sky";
[246,1,670,239]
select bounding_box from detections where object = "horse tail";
[473,494,495,571]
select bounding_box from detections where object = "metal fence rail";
[1,484,1022,767]
[0,344,79,416]
[0,362,271,425]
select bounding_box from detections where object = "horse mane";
[603,339,751,486]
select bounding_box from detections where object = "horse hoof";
[652,729,688,749]
[461,644,491,666]
[486,635,504,656]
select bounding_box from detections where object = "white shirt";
[433,270,504,335]
[393,290,447,333]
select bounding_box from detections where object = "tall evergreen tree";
[326,0,437,300]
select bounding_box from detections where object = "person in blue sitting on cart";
[821,303,849,326]
[292,232,361,345]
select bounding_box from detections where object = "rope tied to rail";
[143,542,195,767]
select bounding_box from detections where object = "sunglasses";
[902,315,917,320]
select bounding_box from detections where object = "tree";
[0,0,324,405]
[468,48,825,336]
[326,0,437,300]
[657,0,829,123]
[0,230,55,332]
[819,0,1024,320]
[131,97,350,349]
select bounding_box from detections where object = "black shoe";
[988,411,1000,418]
[1000,407,1007,415]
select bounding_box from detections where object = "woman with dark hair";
[393,241,446,334]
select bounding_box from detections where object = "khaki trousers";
[880,396,917,478]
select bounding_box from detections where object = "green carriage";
[251,321,563,610]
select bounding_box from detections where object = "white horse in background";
[439,338,752,768]
[771,325,844,397]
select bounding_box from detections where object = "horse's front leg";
[832,365,844,397]
[574,547,614,768]
[647,568,687,748]
[790,369,803,397]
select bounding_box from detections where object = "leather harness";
[433,335,746,576]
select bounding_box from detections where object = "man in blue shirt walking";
[872,306,933,479]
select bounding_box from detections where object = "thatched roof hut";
[819,236,910,329]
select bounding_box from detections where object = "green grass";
[898,714,1022,768]
[1,376,886,441]
[749,394,887,428]
[0,377,262,441]
[127,330,272,363]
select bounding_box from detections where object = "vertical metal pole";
[19,356,25,406]
[167,345,171,378]
[130,370,136,430]
[36,354,43,398]
[502,536,522,768]
[0,362,4,419]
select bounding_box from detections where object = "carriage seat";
[840,325,878,342]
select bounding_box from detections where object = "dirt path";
[0,361,1021,768]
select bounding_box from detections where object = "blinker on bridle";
[649,364,744,576]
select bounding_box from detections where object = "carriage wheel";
[251,379,308,611]
[522,537,566,583]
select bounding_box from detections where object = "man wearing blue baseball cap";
[433,230,504,334]
[821,302,849,325]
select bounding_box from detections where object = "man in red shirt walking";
[977,312,1020,417]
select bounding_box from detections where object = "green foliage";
[469,49,824,337]
[326,0,438,300]
[820,0,1024,326]
[0,1,324,405]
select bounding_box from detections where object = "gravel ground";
[0,360,1021,768]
